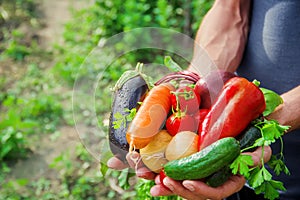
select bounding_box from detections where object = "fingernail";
[150,187,159,196]
[163,179,174,191]
[183,183,195,191]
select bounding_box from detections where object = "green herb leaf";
[125,108,137,122]
[262,167,272,181]
[118,168,135,190]
[230,154,254,178]
[252,79,261,87]
[274,122,290,134]
[255,180,286,200]
[261,123,279,142]
[255,119,289,147]
[254,181,280,200]
[253,137,266,147]
[260,87,283,116]
[269,179,286,192]
[164,56,183,72]
[248,166,272,189]
[100,162,109,176]
[264,183,279,200]
[112,112,126,129]
[268,155,290,176]
[113,107,138,130]
[248,167,265,188]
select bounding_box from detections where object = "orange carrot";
[126,82,175,150]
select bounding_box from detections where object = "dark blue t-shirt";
[237,0,300,199]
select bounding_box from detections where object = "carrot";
[126,82,175,150]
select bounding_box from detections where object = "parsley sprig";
[230,84,291,200]
[230,118,290,200]
[112,107,138,129]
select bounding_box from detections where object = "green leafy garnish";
[252,79,261,87]
[248,165,272,187]
[100,162,109,176]
[118,168,135,190]
[231,117,290,200]
[268,155,290,176]
[112,107,137,129]
[255,180,286,200]
[164,56,183,72]
[230,154,253,177]
[260,87,283,116]
[113,62,154,91]
[135,179,183,200]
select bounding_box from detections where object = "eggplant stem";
[136,62,143,73]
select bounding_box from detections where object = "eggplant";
[109,63,149,162]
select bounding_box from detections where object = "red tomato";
[171,85,200,114]
[159,169,169,190]
[166,113,196,136]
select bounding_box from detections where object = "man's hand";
[107,151,156,180]
[151,174,246,200]
[150,146,272,200]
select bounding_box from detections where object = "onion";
[140,130,172,173]
[165,131,198,161]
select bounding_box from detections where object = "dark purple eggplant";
[109,63,149,162]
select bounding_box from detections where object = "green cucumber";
[206,126,263,187]
[239,126,262,151]
[206,165,232,187]
[164,137,240,180]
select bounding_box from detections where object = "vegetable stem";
[260,145,265,167]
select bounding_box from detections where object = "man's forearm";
[268,85,300,132]
[189,0,251,74]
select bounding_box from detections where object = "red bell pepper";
[198,77,266,150]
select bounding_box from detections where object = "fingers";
[243,145,272,166]
[161,177,197,199]
[107,156,128,170]
[107,153,156,182]
[155,174,161,184]
[152,174,246,200]
[182,175,246,199]
[151,173,173,196]
[160,177,210,200]
[150,184,174,197]
[107,150,143,170]
[107,151,143,170]
[126,151,142,168]
[136,167,156,180]
[126,151,156,180]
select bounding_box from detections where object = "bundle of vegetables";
[108,57,290,200]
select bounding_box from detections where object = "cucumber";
[206,126,263,187]
[238,126,262,151]
[164,137,240,180]
[206,165,232,187]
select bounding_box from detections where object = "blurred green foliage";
[0,0,213,199]
[0,0,40,60]
[53,0,213,85]
[0,63,63,161]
